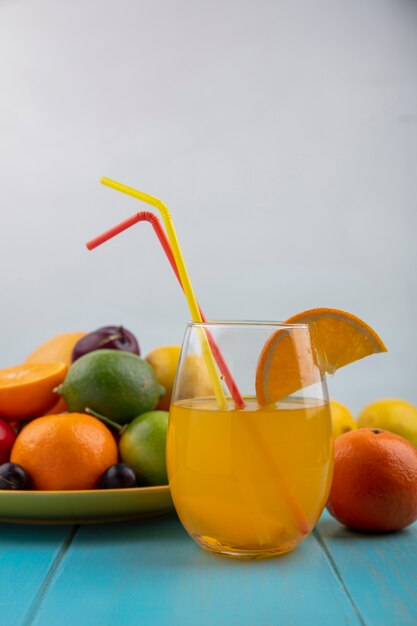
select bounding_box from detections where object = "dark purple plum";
[0,463,31,490]
[72,326,140,362]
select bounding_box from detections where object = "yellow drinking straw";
[101,177,227,410]
[100,176,311,537]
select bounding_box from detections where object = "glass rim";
[187,319,310,329]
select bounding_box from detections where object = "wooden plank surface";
[29,514,361,626]
[316,512,417,626]
[1,512,415,625]
[0,523,76,626]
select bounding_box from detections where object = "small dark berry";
[0,463,31,490]
[99,463,137,489]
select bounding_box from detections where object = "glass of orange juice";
[167,321,334,559]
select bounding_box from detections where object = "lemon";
[330,399,357,438]
[146,346,181,411]
[358,398,417,447]
[175,354,213,401]
[146,347,214,407]
[119,410,169,485]
[58,349,164,425]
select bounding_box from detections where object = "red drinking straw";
[87,212,246,409]
[88,210,311,535]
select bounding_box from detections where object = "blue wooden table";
[1,511,416,626]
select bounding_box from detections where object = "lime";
[119,411,168,485]
[58,349,164,425]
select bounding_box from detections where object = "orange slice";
[26,332,86,367]
[0,362,68,420]
[256,308,387,405]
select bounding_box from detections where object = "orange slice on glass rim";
[0,362,67,420]
[255,308,387,406]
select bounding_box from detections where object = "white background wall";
[0,0,416,413]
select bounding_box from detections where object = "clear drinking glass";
[167,321,333,559]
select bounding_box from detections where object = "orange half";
[0,362,68,420]
[256,308,387,406]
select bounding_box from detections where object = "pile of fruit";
[1,317,417,536]
[328,398,417,532]
[0,327,183,491]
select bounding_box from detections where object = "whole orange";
[11,413,118,490]
[327,428,417,532]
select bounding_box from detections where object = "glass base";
[194,533,300,559]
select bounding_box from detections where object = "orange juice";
[167,397,333,556]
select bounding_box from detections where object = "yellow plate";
[0,486,174,524]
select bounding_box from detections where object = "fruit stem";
[85,407,123,432]
[97,330,124,348]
